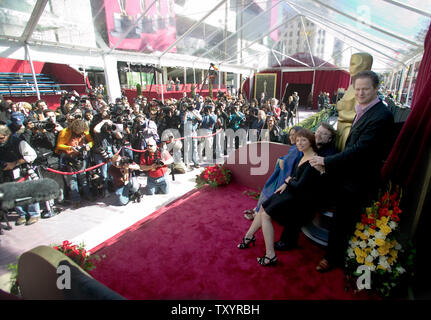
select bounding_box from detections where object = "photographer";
[228,103,245,132]
[228,103,246,149]
[55,119,94,207]
[108,154,141,205]
[130,103,142,121]
[28,109,64,216]
[57,92,80,118]
[139,137,173,195]
[130,114,159,153]
[7,112,27,136]
[0,95,11,124]
[63,108,84,130]
[182,102,201,169]
[92,119,117,198]
[214,104,228,159]
[199,104,217,163]
[0,124,40,225]
[158,104,181,138]
[278,102,289,130]
[29,99,48,122]
[25,109,63,162]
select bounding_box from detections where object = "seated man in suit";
[310,70,394,272]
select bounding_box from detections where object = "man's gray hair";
[0,124,11,136]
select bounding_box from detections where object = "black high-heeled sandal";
[257,255,278,266]
[237,236,256,249]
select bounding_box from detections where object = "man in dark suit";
[310,70,394,272]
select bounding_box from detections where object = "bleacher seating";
[0,72,62,97]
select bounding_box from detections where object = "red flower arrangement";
[345,183,415,298]
[195,164,232,189]
[359,185,402,229]
[53,240,101,272]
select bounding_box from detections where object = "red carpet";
[89,183,372,300]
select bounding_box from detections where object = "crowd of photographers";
[0,88,299,227]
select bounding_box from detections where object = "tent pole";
[311,69,316,109]
[279,70,283,101]
[159,63,164,103]
[25,43,40,100]
[406,60,417,106]
[389,71,395,91]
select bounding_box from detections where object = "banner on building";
[104,0,177,52]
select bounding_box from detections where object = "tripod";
[199,64,218,97]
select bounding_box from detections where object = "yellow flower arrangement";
[345,183,415,298]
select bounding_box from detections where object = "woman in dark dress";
[237,128,322,266]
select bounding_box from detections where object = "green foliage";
[136,83,142,96]
[191,84,196,99]
[243,190,261,200]
[7,261,21,297]
[195,165,232,189]
[283,105,338,133]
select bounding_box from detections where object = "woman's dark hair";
[286,126,302,145]
[289,126,302,134]
[318,122,337,142]
[263,115,276,129]
[295,128,317,151]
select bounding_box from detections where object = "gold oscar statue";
[336,53,373,151]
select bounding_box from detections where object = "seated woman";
[243,126,302,220]
[238,128,321,266]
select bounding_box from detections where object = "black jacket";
[325,100,394,195]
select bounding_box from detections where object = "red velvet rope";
[43,129,222,175]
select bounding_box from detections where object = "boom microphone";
[0,178,61,210]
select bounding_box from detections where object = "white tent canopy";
[0,0,429,100]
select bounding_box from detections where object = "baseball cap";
[146,137,157,147]
[11,112,25,126]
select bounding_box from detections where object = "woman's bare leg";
[243,209,263,239]
[261,209,275,258]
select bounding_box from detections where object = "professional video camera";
[32,120,56,131]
